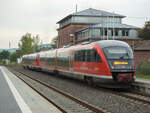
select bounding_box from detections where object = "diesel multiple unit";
[22,40,135,85]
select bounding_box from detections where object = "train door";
[69,50,74,72]
[55,50,58,70]
[36,54,39,66]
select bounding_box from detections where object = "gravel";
[8,66,150,113]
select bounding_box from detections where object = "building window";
[111,29,114,36]
[125,31,129,36]
[105,29,107,36]
[122,30,129,36]
[85,31,89,37]
[92,29,100,38]
[122,30,125,36]
[115,30,118,36]
[101,29,104,36]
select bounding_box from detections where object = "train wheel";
[84,76,94,86]
[54,70,59,76]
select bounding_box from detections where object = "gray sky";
[0,0,150,49]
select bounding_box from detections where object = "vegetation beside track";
[136,74,150,79]
[136,63,150,79]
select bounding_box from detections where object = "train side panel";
[73,44,112,79]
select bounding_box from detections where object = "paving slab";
[0,66,62,113]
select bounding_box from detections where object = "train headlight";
[122,66,126,69]
[111,66,115,69]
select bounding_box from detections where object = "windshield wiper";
[119,53,129,59]
[119,55,125,59]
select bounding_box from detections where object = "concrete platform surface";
[131,77,150,94]
[0,66,62,113]
[136,78,150,84]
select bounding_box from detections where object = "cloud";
[0,0,150,48]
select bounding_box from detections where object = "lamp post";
[70,34,75,45]
[9,41,11,64]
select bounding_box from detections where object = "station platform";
[0,66,62,113]
[131,77,150,94]
[135,78,150,84]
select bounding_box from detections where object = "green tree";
[0,50,10,60]
[139,21,150,40]
[0,50,10,64]
[18,33,33,55]
[10,51,21,63]
[32,34,41,52]
[50,36,58,49]
[18,33,41,56]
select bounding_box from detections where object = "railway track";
[7,66,150,113]
[119,91,150,104]
[8,67,106,113]
[97,87,150,105]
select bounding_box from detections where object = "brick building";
[57,8,139,47]
[134,40,150,66]
[57,24,88,47]
[57,8,150,66]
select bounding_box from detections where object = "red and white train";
[22,40,135,86]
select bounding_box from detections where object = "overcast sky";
[0,0,150,49]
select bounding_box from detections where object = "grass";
[6,63,22,67]
[136,74,150,79]
[136,63,150,79]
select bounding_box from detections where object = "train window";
[74,49,101,62]
[75,52,78,61]
[78,51,81,61]
[95,51,102,62]
[87,49,101,62]
[57,51,69,68]
[76,51,79,62]
[81,50,85,62]
[91,50,96,62]
[75,50,83,62]
[85,50,91,62]
[103,46,133,59]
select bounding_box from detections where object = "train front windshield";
[102,46,134,71]
[103,46,133,60]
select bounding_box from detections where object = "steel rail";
[96,86,150,105]
[9,67,106,113]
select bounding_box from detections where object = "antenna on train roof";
[76,4,78,13]
[63,45,71,48]
[81,41,91,45]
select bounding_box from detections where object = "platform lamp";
[9,41,11,64]
[70,34,75,45]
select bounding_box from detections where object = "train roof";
[57,40,131,51]
[22,40,130,57]
[96,40,130,48]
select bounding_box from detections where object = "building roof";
[91,23,139,29]
[0,48,20,53]
[75,23,139,33]
[38,44,52,48]
[57,8,125,23]
[72,8,125,17]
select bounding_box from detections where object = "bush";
[136,63,150,75]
